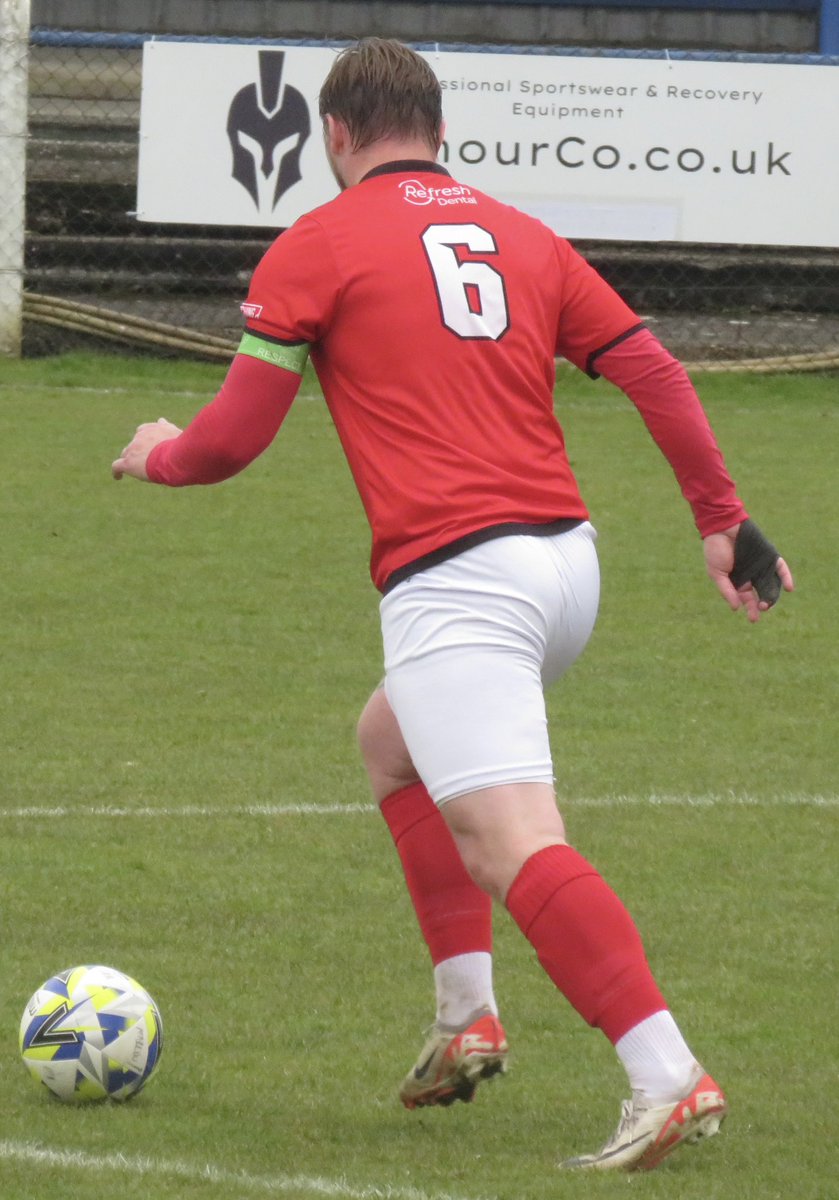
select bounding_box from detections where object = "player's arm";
[593,327,794,620]
[592,327,746,535]
[111,334,308,485]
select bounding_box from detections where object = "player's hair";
[319,38,442,152]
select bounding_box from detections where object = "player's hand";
[703,520,794,623]
[112,418,182,481]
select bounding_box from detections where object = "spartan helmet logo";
[227,50,311,212]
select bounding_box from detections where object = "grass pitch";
[0,353,836,1200]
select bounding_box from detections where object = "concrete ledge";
[28,136,138,184]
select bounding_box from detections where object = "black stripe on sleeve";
[585,322,647,379]
[244,324,308,347]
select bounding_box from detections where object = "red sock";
[506,843,667,1044]
[380,782,492,965]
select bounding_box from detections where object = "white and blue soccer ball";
[19,964,164,1102]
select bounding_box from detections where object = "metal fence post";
[0,0,30,357]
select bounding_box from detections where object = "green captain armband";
[237,331,310,375]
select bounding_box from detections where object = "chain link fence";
[11,29,839,368]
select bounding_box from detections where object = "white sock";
[615,1011,700,1105]
[434,952,497,1029]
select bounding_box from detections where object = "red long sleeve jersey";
[150,161,746,590]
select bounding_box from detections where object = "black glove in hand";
[729,519,782,606]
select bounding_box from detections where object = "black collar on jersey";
[361,160,451,183]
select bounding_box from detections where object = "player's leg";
[358,686,497,1023]
[382,526,726,1168]
[357,687,506,1106]
[443,780,726,1170]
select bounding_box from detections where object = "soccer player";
[112,38,793,1171]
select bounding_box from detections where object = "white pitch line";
[9,382,324,401]
[565,792,839,809]
[0,801,378,818]
[21,378,816,418]
[0,1141,490,1200]
[0,794,835,818]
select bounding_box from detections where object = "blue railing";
[28,1,839,54]
[29,29,839,65]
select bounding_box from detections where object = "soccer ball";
[19,964,164,1102]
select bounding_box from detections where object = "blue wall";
[428,1,817,9]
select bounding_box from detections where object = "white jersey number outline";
[420,224,510,341]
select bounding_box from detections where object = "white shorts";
[380,522,600,804]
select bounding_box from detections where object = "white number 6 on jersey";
[421,223,510,341]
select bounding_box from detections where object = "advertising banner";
[137,41,839,246]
